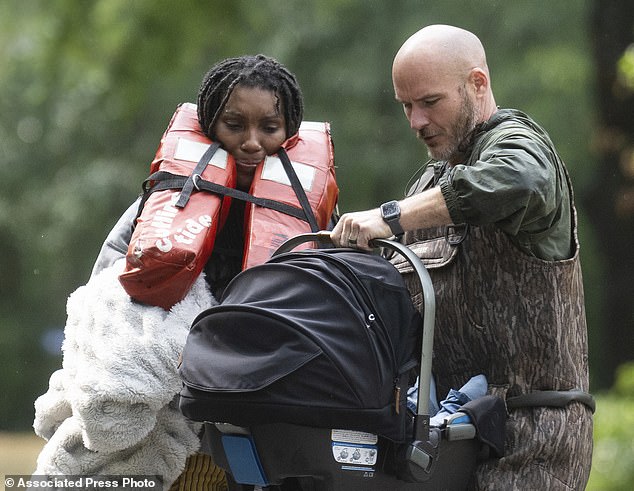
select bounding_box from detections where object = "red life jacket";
[119,103,338,309]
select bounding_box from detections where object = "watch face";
[382,201,400,219]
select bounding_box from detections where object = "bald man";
[332,25,593,489]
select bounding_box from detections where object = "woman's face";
[213,85,287,190]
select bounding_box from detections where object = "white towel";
[33,260,217,486]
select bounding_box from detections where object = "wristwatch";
[380,200,404,237]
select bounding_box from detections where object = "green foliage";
[618,44,634,91]
[613,362,634,398]
[0,0,607,430]
[587,363,634,490]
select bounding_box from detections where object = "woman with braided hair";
[33,55,336,491]
[93,54,310,299]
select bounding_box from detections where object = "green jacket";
[436,108,572,261]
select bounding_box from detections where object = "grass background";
[1,432,44,477]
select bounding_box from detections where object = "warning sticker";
[330,429,378,445]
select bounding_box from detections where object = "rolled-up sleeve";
[438,134,560,237]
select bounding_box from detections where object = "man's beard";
[421,91,478,163]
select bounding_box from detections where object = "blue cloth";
[406,376,440,415]
[408,374,488,427]
[430,374,488,426]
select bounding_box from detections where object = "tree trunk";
[586,0,634,388]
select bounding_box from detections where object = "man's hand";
[331,188,452,250]
[330,208,393,250]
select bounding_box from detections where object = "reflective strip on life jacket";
[174,138,229,170]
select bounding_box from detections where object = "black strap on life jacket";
[174,141,222,208]
[138,143,320,231]
[277,147,319,232]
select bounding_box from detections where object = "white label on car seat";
[330,429,378,467]
[332,442,378,466]
[331,429,378,445]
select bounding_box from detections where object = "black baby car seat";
[179,233,505,490]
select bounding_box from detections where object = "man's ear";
[469,67,489,95]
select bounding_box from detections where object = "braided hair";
[197,54,304,141]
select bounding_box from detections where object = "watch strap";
[386,218,404,237]
[380,200,404,237]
